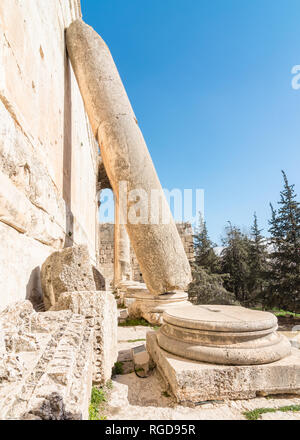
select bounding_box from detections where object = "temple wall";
[98,223,115,290]
[98,222,194,288]
[0,0,99,310]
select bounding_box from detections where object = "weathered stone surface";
[279,331,300,349]
[0,1,99,310]
[0,301,94,420]
[117,349,134,374]
[147,332,300,404]
[156,305,291,365]
[110,325,300,419]
[98,222,115,289]
[98,223,195,287]
[107,369,300,420]
[92,266,106,291]
[118,308,129,324]
[41,245,100,310]
[115,199,131,287]
[66,20,192,296]
[127,288,191,325]
[51,290,118,384]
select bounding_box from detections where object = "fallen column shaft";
[66,20,192,295]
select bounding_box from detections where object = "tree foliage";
[267,171,300,311]
[188,216,234,305]
[189,171,300,312]
[221,223,252,303]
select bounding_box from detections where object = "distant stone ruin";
[98,222,195,289]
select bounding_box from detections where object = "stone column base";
[147,332,300,404]
[158,305,291,365]
[126,290,191,325]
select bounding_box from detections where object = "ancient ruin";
[0,0,299,421]
[147,305,300,402]
[66,19,192,296]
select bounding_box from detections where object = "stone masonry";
[51,290,118,384]
[0,1,99,311]
[41,244,106,311]
[0,301,94,420]
[98,222,195,287]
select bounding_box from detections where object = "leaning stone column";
[114,195,132,287]
[66,20,192,295]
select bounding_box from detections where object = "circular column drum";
[157,305,291,365]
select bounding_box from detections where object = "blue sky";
[82,0,300,245]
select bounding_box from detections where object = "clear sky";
[82,0,300,245]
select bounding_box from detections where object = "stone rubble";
[0,301,94,420]
[41,244,105,310]
[51,290,118,384]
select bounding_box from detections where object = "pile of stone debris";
[0,245,118,420]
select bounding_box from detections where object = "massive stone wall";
[0,1,99,310]
[98,222,194,287]
[98,223,115,290]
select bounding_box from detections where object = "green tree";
[188,265,235,305]
[188,217,234,305]
[193,216,221,273]
[247,213,269,303]
[268,171,300,312]
[221,223,252,303]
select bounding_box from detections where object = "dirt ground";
[277,315,300,331]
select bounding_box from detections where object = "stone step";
[117,308,129,324]
[116,349,134,374]
[107,381,130,414]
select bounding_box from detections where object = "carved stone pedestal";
[118,281,191,325]
[147,305,300,403]
[157,305,291,365]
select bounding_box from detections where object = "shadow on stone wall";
[63,32,74,248]
[26,266,44,311]
[92,266,106,291]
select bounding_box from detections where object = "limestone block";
[0,300,34,330]
[147,332,300,404]
[132,345,150,365]
[0,353,24,383]
[0,222,54,310]
[118,308,129,324]
[127,290,191,325]
[0,301,94,420]
[0,0,99,309]
[66,20,192,295]
[51,290,118,384]
[0,171,64,247]
[41,245,98,310]
[117,349,134,374]
[280,331,300,350]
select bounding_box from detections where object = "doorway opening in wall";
[99,189,115,224]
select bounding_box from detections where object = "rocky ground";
[103,325,300,421]
[277,315,300,331]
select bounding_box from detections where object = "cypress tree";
[189,217,235,305]
[268,171,300,312]
[221,223,252,303]
[248,213,269,304]
[193,216,221,273]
